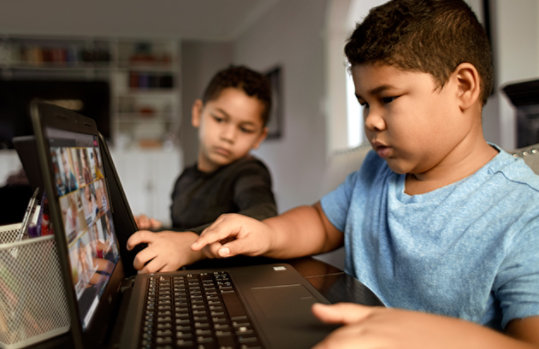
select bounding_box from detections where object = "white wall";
[487,0,539,149]
[179,41,235,167]
[493,0,539,86]
[233,0,329,212]
[325,0,353,153]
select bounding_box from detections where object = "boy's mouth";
[371,141,391,158]
[213,146,231,157]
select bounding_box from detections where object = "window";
[346,73,363,148]
[325,0,387,153]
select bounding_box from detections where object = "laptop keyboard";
[140,271,263,349]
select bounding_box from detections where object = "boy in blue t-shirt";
[192,0,539,347]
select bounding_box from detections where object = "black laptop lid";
[96,131,140,276]
[12,135,44,195]
[30,101,130,348]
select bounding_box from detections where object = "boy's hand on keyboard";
[191,213,273,258]
[126,230,204,273]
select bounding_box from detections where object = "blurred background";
[0,0,538,225]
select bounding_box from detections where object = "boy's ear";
[252,127,268,150]
[454,62,481,111]
[191,99,204,127]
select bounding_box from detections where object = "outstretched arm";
[231,158,278,221]
[191,202,344,259]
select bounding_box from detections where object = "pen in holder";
[0,208,70,348]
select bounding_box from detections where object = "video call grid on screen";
[46,127,120,329]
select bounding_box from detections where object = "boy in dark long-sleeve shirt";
[127,65,277,272]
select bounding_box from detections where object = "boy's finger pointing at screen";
[191,213,271,258]
[191,215,237,251]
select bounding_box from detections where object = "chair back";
[513,143,539,174]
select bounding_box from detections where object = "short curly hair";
[345,0,494,105]
[202,65,272,126]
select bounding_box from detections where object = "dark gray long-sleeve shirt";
[170,156,277,234]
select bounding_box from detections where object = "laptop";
[29,101,336,348]
[13,135,44,196]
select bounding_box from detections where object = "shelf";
[121,88,177,94]
[0,35,181,149]
[116,113,176,120]
[0,63,113,72]
[117,61,173,69]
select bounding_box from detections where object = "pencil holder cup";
[0,223,70,349]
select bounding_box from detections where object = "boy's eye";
[212,115,225,123]
[239,127,256,134]
[381,96,398,104]
[358,100,369,109]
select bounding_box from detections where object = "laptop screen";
[45,126,121,330]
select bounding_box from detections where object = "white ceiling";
[1,0,280,41]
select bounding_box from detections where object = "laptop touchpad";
[249,284,335,348]
[251,284,317,319]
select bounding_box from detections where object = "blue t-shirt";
[321,147,539,330]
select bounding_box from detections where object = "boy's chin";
[209,155,237,168]
[212,151,248,164]
[384,159,409,175]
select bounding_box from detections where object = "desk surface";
[288,257,382,306]
[29,256,381,348]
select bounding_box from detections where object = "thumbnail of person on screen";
[58,148,78,195]
[127,65,277,273]
[191,1,539,348]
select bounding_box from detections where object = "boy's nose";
[364,109,385,132]
[221,125,236,142]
